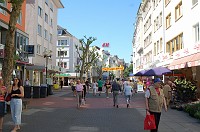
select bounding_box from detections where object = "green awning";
[55,73,71,77]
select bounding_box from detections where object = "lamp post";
[44,54,51,84]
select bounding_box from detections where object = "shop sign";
[173,44,200,59]
[102,66,124,71]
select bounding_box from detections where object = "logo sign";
[102,43,109,47]
[27,45,35,55]
[102,66,124,71]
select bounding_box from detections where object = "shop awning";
[54,73,71,77]
[168,53,200,70]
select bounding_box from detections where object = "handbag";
[144,114,156,130]
[5,93,11,102]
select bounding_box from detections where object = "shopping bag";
[144,114,156,130]
[5,93,11,102]
[81,98,85,105]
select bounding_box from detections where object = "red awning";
[168,53,200,70]
[16,60,33,66]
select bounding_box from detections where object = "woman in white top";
[92,80,98,96]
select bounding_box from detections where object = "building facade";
[25,0,64,86]
[0,0,29,83]
[133,0,200,93]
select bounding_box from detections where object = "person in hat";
[145,78,167,132]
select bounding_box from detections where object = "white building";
[25,0,64,86]
[133,0,200,93]
[56,25,81,85]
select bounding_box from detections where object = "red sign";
[102,43,109,47]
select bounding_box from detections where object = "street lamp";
[44,54,51,84]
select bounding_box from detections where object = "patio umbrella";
[143,67,171,76]
[134,69,147,76]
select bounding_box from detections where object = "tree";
[93,57,106,79]
[75,36,99,80]
[0,0,24,87]
[123,64,133,78]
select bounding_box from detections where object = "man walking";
[111,78,122,108]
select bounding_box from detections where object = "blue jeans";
[10,98,22,125]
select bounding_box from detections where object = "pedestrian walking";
[25,78,30,86]
[97,78,103,96]
[0,77,6,132]
[163,80,172,108]
[123,81,133,108]
[111,78,122,108]
[85,79,90,93]
[92,80,98,96]
[8,77,24,132]
[70,79,76,97]
[145,78,167,132]
[81,80,86,101]
[104,79,111,98]
[75,80,84,108]
[60,79,63,89]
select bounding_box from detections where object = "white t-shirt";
[92,82,97,89]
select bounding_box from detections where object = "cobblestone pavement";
[3,86,200,132]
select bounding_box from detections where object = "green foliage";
[0,0,4,3]
[123,64,133,78]
[183,103,200,119]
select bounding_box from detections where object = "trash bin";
[48,85,53,95]
[33,86,40,98]
[40,85,47,98]
[24,86,32,98]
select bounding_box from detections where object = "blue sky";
[58,0,141,63]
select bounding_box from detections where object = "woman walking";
[104,79,111,98]
[0,78,6,132]
[75,80,83,108]
[8,78,24,132]
[92,80,98,96]
[123,81,133,108]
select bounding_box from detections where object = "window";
[175,1,182,20]
[45,13,48,23]
[50,2,54,12]
[36,44,41,54]
[17,12,22,25]
[58,51,67,57]
[192,0,198,6]
[37,24,42,36]
[57,30,62,35]
[58,40,68,46]
[38,6,42,17]
[159,12,162,27]
[166,13,171,29]
[0,2,7,15]
[165,0,171,6]
[154,43,157,55]
[157,41,159,54]
[45,0,48,5]
[50,18,53,27]
[194,23,199,42]
[44,29,48,39]
[166,33,183,55]
[160,38,163,52]
[49,33,52,43]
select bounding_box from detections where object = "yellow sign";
[102,66,124,71]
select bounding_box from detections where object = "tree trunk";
[2,3,22,87]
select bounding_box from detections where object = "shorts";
[72,86,75,91]
[0,101,6,117]
[98,87,102,91]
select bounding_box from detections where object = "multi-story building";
[25,0,64,86]
[0,0,29,82]
[133,0,200,93]
[56,25,81,85]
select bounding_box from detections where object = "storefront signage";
[102,66,124,71]
[173,44,200,59]
[27,45,35,55]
